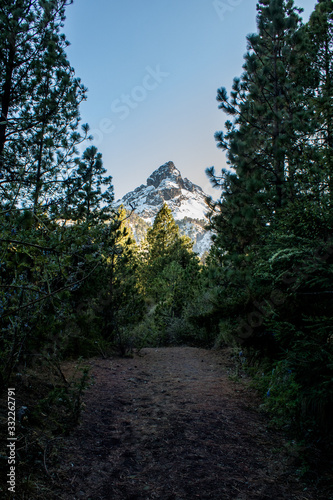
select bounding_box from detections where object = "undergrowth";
[0,358,90,499]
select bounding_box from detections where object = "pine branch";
[1,262,101,319]
[0,238,59,253]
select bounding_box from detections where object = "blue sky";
[64,0,317,200]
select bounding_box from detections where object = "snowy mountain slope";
[118,162,208,222]
[116,162,212,256]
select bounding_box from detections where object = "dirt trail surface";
[53,347,319,499]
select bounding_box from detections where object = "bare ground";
[41,346,331,500]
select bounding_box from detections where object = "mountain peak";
[117,161,212,256]
[146,161,181,189]
[118,161,206,221]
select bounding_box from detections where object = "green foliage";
[266,317,333,434]
[214,320,240,349]
[202,0,333,457]
[140,204,202,345]
[146,203,181,264]
[0,358,90,498]
[63,146,114,222]
[129,315,161,349]
[36,361,90,433]
[0,3,146,443]
[255,359,302,428]
[0,0,89,208]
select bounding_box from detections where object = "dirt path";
[52,347,320,499]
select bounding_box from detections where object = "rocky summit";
[116,161,212,256]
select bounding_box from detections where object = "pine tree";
[28,35,88,212]
[144,203,200,322]
[146,203,180,262]
[307,0,333,205]
[208,0,311,255]
[64,146,114,222]
[0,0,88,208]
[94,207,145,351]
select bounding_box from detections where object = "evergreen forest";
[0,0,332,497]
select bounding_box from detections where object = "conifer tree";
[146,202,180,262]
[202,0,333,449]
[0,0,88,208]
[307,0,333,205]
[208,0,310,254]
[144,203,200,315]
[92,207,145,352]
[64,146,114,222]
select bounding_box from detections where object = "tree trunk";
[33,78,50,212]
[0,42,16,164]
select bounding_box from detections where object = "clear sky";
[64,0,317,200]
